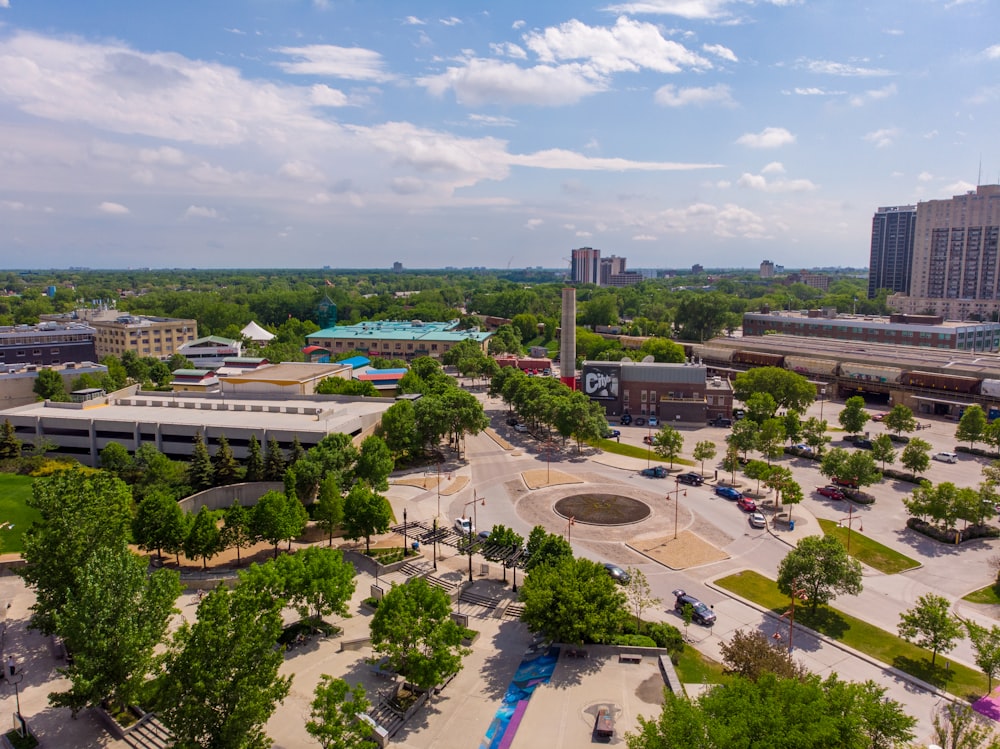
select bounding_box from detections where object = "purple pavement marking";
[496,699,529,749]
[973,686,1000,722]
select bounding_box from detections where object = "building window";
[641,390,647,403]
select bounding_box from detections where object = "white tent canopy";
[241,321,275,343]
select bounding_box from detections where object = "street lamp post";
[820,387,826,422]
[667,479,687,540]
[781,579,808,653]
[840,502,862,554]
[432,517,438,571]
[462,491,485,583]
[6,657,24,737]
[566,516,574,544]
[403,507,408,556]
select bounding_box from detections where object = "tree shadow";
[796,606,850,640]
[889,654,974,698]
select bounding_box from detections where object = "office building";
[868,205,916,299]
[570,247,601,285]
[307,320,491,361]
[760,260,775,278]
[0,322,96,367]
[75,309,198,359]
[889,185,1000,319]
[599,255,626,285]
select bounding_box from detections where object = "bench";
[619,653,642,664]
[369,657,396,680]
[565,648,589,659]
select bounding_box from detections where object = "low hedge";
[906,517,1000,544]
[610,634,657,647]
[957,445,1000,460]
[841,489,876,505]
[880,468,925,485]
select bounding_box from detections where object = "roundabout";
[552,493,651,526]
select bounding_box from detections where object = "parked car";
[736,496,758,512]
[635,417,647,426]
[832,476,859,488]
[676,472,704,486]
[871,412,886,422]
[709,416,733,428]
[620,414,632,425]
[454,517,475,535]
[749,512,766,528]
[603,563,631,584]
[715,486,743,501]
[514,423,529,433]
[478,529,492,541]
[934,451,958,463]
[648,417,659,426]
[733,409,746,421]
[817,485,846,500]
[605,429,621,439]
[672,589,716,625]
[792,443,815,456]
[640,466,668,479]
[853,438,874,450]
[505,416,520,426]
[643,435,655,445]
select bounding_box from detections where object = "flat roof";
[222,362,349,384]
[745,310,1000,333]
[308,320,491,344]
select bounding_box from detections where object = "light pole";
[565,515,575,544]
[781,579,808,653]
[840,502,862,554]
[820,387,826,422]
[667,479,687,540]
[436,457,442,520]
[403,508,408,556]
[6,656,24,737]
[432,517,438,571]
[462,491,485,583]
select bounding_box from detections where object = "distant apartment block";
[743,309,1000,351]
[75,309,198,359]
[868,205,916,299]
[0,321,96,367]
[889,185,1000,319]
[570,247,601,284]
[760,260,775,278]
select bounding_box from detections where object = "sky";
[0,1,998,271]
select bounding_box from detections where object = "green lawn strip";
[590,439,694,467]
[817,519,921,575]
[963,585,1000,605]
[674,644,727,685]
[716,570,988,700]
[0,474,38,555]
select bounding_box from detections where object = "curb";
[705,573,964,706]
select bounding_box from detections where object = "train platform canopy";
[911,395,976,407]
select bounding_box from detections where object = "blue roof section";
[338,355,371,369]
[308,319,491,344]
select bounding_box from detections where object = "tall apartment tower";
[890,185,1000,319]
[570,247,601,285]
[599,255,626,285]
[759,260,775,278]
[867,205,916,299]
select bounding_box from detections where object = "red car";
[736,496,757,512]
[643,435,655,445]
[817,485,846,500]
[870,413,885,422]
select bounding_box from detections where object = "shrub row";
[957,445,1000,460]
[906,517,1000,544]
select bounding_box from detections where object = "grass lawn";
[817,519,921,574]
[716,570,989,701]
[590,439,694,467]
[963,584,1000,605]
[674,644,727,686]
[0,474,38,554]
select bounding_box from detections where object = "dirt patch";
[629,530,728,570]
[636,673,668,705]
[391,475,469,495]
[522,469,585,490]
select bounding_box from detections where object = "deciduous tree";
[957,405,989,450]
[314,474,344,546]
[342,484,392,555]
[883,404,917,438]
[306,676,377,749]
[777,535,862,615]
[133,489,188,562]
[901,437,932,478]
[897,593,962,666]
[719,628,807,682]
[838,395,870,436]
[653,425,684,468]
[184,506,223,570]
[692,440,716,476]
[732,367,816,414]
[275,546,356,625]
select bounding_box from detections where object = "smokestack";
[560,287,577,389]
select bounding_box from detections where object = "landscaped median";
[716,570,988,701]
[816,519,921,574]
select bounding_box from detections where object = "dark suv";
[672,589,716,625]
[676,472,704,486]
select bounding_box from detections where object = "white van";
[933,452,958,464]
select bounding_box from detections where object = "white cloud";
[702,43,737,62]
[655,83,734,107]
[918,171,933,182]
[184,205,218,219]
[467,113,518,127]
[884,28,904,36]
[224,28,245,36]
[139,146,185,166]
[403,16,425,25]
[274,45,393,82]
[99,201,129,215]
[509,148,722,171]
[418,58,606,106]
[576,230,593,238]
[761,161,784,174]
[984,44,1000,60]
[633,234,657,241]
[651,201,769,239]
[310,84,350,107]
[944,180,976,194]
[0,1,9,8]
[737,171,817,192]
[524,17,711,75]
[788,87,845,95]
[512,20,526,29]
[490,42,528,60]
[715,179,731,188]
[440,17,462,26]
[849,83,897,107]
[1,200,24,210]
[924,129,939,139]
[863,127,900,148]
[524,218,543,229]
[131,169,154,185]
[602,0,734,20]
[800,58,893,77]
[389,177,425,195]
[736,126,795,148]
[278,161,325,182]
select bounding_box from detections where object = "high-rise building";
[889,185,1000,319]
[867,205,916,299]
[600,255,626,285]
[570,247,601,284]
[759,260,775,278]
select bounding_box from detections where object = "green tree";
[653,425,684,468]
[51,543,181,715]
[252,490,308,558]
[315,377,379,397]
[244,434,265,482]
[0,419,21,460]
[901,437,932,478]
[133,489,188,562]
[638,337,685,363]
[625,567,661,633]
[306,676,377,749]
[275,546,356,625]
[728,418,758,461]
[221,500,255,566]
[212,434,241,486]
[524,529,573,572]
[800,417,830,455]
[154,581,291,749]
[355,435,394,492]
[33,367,70,401]
[20,469,134,635]
[719,628,807,682]
[957,404,989,450]
[369,577,467,691]
[870,433,896,470]
[965,621,1000,692]
[732,367,816,414]
[692,440,716,476]
[519,556,627,646]
[674,291,740,342]
[838,395,870,436]
[883,403,917,438]
[897,593,962,666]
[756,418,786,465]
[342,484,393,555]
[932,702,996,749]
[315,474,345,546]
[377,399,418,460]
[189,432,214,492]
[745,391,778,425]
[99,441,133,479]
[184,506,223,570]
[264,436,287,481]
[132,443,189,502]
[777,535,863,615]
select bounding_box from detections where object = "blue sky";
[0,1,997,270]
